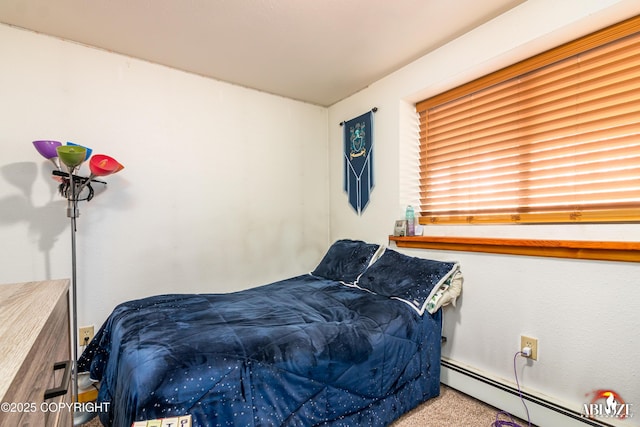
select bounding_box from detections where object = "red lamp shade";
[89,154,124,177]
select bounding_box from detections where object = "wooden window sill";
[389,235,640,263]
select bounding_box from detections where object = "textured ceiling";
[0,0,524,106]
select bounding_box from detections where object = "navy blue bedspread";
[78,274,442,427]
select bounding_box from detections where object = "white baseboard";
[440,358,622,427]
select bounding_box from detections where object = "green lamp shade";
[67,142,93,160]
[89,154,124,176]
[56,145,87,168]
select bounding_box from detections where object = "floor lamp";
[32,140,123,425]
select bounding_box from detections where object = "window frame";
[415,14,640,225]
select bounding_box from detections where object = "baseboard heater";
[440,358,618,427]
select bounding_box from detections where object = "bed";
[78,240,463,427]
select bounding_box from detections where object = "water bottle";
[405,205,415,236]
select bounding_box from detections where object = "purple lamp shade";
[33,140,62,159]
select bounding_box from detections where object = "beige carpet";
[392,384,531,427]
[81,384,532,427]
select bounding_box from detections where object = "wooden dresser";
[0,279,72,427]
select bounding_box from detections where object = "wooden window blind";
[416,15,640,224]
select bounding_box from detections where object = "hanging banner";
[343,110,374,214]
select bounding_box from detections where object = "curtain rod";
[339,107,378,126]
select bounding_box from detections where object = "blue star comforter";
[79,240,462,427]
[78,274,442,427]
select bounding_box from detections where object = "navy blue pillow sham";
[356,249,459,315]
[311,239,380,283]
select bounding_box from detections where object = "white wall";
[0,24,330,334]
[328,0,640,422]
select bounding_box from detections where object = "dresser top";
[0,279,69,400]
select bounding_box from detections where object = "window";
[416,15,640,224]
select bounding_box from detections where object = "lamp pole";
[67,173,80,406]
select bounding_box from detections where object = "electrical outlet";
[79,325,94,346]
[520,335,538,360]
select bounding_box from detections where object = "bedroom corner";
[1,0,640,426]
